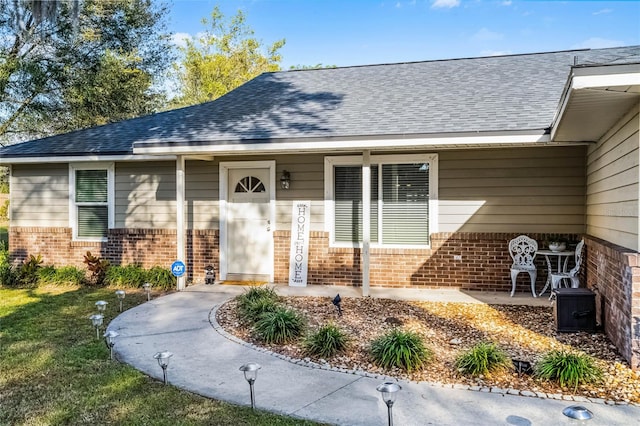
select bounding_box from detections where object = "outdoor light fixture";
[280,170,290,190]
[376,381,401,426]
[332,294,342,317]
[239,362,261,409]
[89,314,104,339]
[115,290,126,312]
[512,359,532,376]
[153,351,173,385]
[103,330,119,360]
[95,300,108,313]
[142,283,151,301]
[562,405,593,423]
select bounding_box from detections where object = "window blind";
[334,166,378,243]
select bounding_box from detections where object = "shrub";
[0,263,17,287]
[145,266,176,291]
[239,297,280,323]
[304,323,350,358]
[104,264,147,288]
[17,254,43,287]
[370,329,432,372]
[37,265,86,286]
[236,286,279,307]
[454,342,511,376]
[253,306,306,344]
[83,251,110,286]
[535,350,602,391]
[0,199,8,221]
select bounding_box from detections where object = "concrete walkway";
[107,284,639,426]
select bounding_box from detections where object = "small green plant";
[83,251,110,286]
[17,254,43,287]
[535,350,602,391]
[239,297,280,323]
[370,328,432,372]
[253,306,306,344]
[0,199,8,221]
[37,265,86,286]
[454,342,511,376]
[104,264,147,288]
[145,266,176,290]
[303,323,350,358]
[236,286,279,306]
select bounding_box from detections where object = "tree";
[0,0,172,145]
[171,6,285,108]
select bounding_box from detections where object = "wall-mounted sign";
[171,260,186,277]
[289,201,311,287]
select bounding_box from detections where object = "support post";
[176,155,186,290]
[362,150,371,297]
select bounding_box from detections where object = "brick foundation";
[9,227,219,283]
[584,236,640,370]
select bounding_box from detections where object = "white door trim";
[219,160,276,282]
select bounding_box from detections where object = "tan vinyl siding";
[186,160,218,229]
[439,146,586,233]
[10,164,69,227]
[586,104,639,251]
[274,154,324,232]
[115,162,176,228]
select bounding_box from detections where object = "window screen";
[75,169,108,239]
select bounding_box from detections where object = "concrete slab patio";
[107,284,640,426]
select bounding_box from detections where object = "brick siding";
[584,236,640,370]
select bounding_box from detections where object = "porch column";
[362,150,371,297]
[176,155,186,290]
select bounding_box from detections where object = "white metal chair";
[509,235,538,297]
[550,239,584,291]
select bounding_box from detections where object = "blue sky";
[168,0,640,68]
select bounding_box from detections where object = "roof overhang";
[0,154,178,164]
[551,63,640,143]
[132,130,566,156]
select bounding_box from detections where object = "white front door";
[224,166,273,280]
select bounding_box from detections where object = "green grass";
[0,286,324,425]
[454,342,511,376]
[370,328,432,372]
[303,323,350,358]
[253,306,306,344]
[535,349,603,391]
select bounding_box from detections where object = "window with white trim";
[70,163,114,241]
[326,154,437,247]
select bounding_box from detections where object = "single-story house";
[1,46,639,368]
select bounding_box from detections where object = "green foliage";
[104,264,147,288]
[82,251,110,286]
[145,266,176,291]
[0,0,172,142]
[0,199,8,221]
[535,350,603,391]
[171,5,285,108]
[16,254,43,287]
[289,64,337,70]
[454,342,511,376]
[303,323,350,358]
[236,286,280,322]
[253,306,306,344]
[37,265,86,286]
[370,329,432,372]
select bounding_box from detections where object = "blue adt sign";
[171,260,186,277]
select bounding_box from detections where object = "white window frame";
[324,153,438,248]
[69,162,115,241]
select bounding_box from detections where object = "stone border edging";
[208,303,638,407]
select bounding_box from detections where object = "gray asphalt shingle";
[2,46,639,158]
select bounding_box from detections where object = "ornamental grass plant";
[535,350,603,391]
[454,341,511,376]
[370,328,432,372]
[253,306,306,344]
[303,323,350,358]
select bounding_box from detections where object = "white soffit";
[552,65,640,142]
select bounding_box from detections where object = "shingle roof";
[2,46,639,158]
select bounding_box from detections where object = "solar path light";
[239,362,261,409]
[95,300,108,313]
[563,405,593,424]
[115,290,126,312]
[103,330,119,360]
[153,351,173,385]
[376,381,401,426]
[142,282,151,301]
[89,314,104,339]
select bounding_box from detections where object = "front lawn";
[0,286,323,425]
